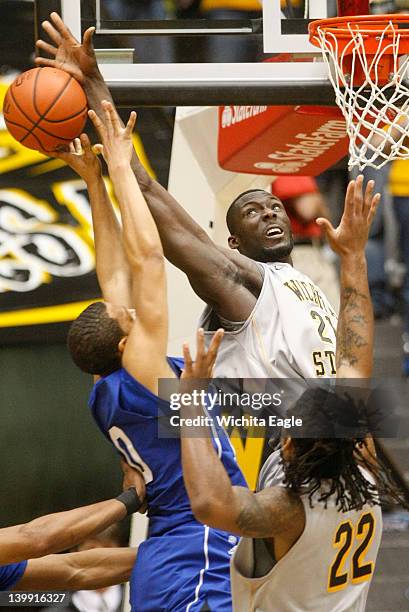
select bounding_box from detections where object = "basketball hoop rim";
[307,15,409,171]
[309,14,409,44]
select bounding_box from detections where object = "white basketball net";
[315,21,409,169]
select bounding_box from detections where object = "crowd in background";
[100,0,263,63]
[102,0,261,22]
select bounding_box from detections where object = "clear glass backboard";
[35,0,334,105]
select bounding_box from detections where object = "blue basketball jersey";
[89,357,247,611]
[0,561,27,590]
[89,357,246,533]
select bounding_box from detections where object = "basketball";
[3,67,88,152]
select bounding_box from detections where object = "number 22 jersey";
[231,451,382,612]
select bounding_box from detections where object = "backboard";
[35,0,335,106]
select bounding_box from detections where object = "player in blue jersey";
[60,103,247,612]
[0,461,144,591]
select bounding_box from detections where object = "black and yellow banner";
[0,76,154,344]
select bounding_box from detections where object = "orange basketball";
[3,67,88,152]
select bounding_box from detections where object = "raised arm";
[179,329,303,538]
[50,136,132,306]
[316,175,380,378]
[35,13,261,321]
[179,179,380,536]
[89,102,173,392]
[14,547,136,591]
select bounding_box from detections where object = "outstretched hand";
[35,12,99,84]
[44,133,102,182]
[88,101,136,168]
[181,328,224,381]
[316,175,380,257]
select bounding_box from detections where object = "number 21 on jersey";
[328,511,377,592]
[310,309,337,376]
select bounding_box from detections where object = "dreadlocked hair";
[281,386,409,513]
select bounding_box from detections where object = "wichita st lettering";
[284,279,336,318]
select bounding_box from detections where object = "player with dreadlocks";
[281,386,404,513]
[178,176,408,611]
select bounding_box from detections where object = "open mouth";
[265,226,284,239]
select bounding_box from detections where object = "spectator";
[388,158,409,376]
[102,0,173,63]
[271,176,340,310]
[176,0,262,62]
[202,0,262,62]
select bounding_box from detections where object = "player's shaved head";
[225,189,293,263]
[226,189,269,234]
[67,302,124,376]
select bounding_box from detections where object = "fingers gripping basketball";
[4,67,88,152]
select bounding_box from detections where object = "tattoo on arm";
[234,488,302,538]
[338,287,369,367]
[236,498,273,538]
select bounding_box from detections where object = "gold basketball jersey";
[201,262,338,379]
[231,453,382,611]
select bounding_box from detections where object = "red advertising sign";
[218,105,349,176]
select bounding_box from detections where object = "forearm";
[16,548,137,591]
[64,547,136,589]
[87,175,132,305]
[180,405,281,537]
[337,253,373,378]
[182,438,236,518]
[129,164,220,275]
[20,499,127,559]
[84,76,243,316]
[180,387,239,528]
[85,75,152,190]
[85,76,217,265]
[108,162,163,263]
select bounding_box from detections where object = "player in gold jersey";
[179,177,408,611]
